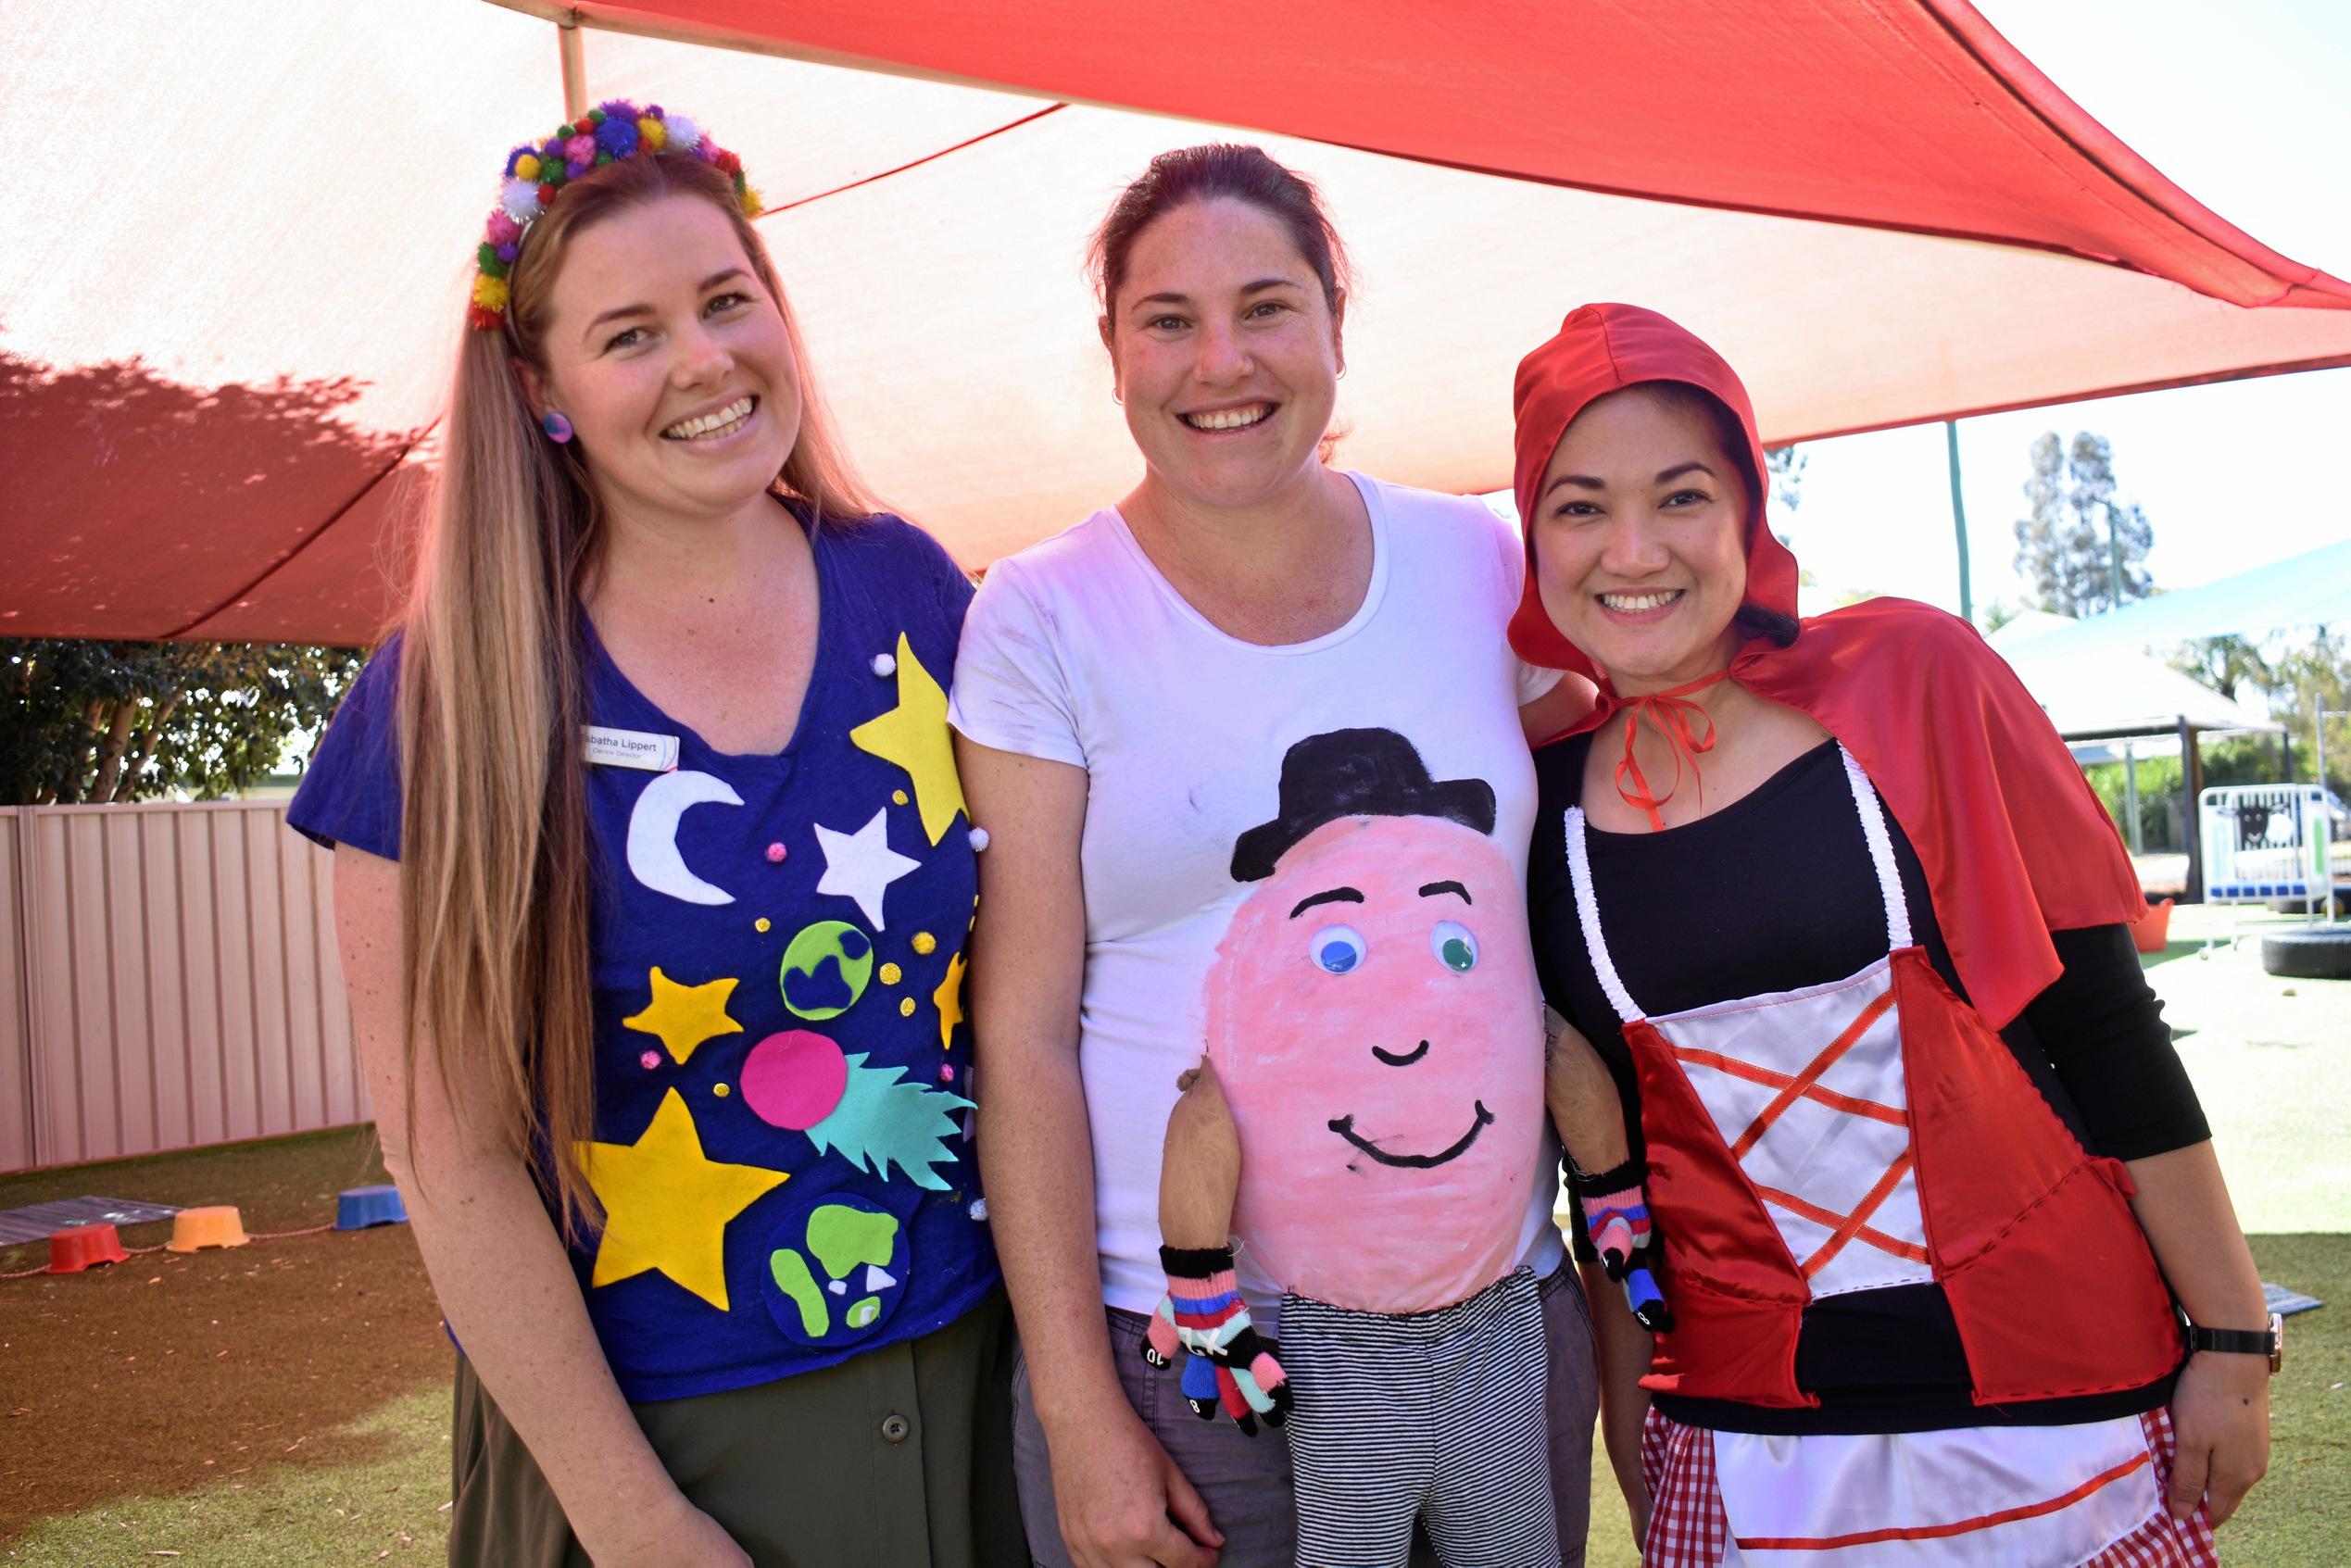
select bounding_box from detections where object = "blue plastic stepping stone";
[335,1185,409,1231]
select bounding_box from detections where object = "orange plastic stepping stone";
[47,1222,131,1273]
[166,1206,250,1253]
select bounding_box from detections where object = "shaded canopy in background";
[2012,541,2351,659]
[1987,611,2278,741]
[5,0,2349,645]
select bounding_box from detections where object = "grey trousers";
[1283,1269,1557,1568]
[1011,1263,1598,1568]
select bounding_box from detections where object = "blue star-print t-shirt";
[289,511,999,1400]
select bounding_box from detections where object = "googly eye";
[1309,924,1367,975]
[1430,920,1478,973]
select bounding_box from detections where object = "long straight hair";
[395,151,874,1232]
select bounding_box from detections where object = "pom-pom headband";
[468,101,763,331]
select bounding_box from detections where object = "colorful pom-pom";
[471,103,751,332]
[595,116,638,159]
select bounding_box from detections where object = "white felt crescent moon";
[626,770,744,906]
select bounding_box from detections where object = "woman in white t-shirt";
[949,144,1600,1568]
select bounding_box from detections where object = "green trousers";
[447,1286,1025,1567]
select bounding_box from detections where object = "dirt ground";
[0,1129,450,1542]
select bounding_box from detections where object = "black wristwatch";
[2183,1312,2283,1374]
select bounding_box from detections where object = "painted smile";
[1328,1101,1494,1168]
[1371,1039,1430,1067]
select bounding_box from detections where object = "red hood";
[1500,303,2144,1029]
[1505,303,1799,684]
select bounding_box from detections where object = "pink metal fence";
[0,802,365,1173]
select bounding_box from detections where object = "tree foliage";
[2170,635,2274,706]
[2,640,362,806]
[1764,444,1806,515]
[2013,431,2155,617]
[2267,627,2351,796]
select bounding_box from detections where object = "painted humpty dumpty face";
[1204,812,1544,1315]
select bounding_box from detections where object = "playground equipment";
[165,1206,250,1253]
[2200,784,2334,906]
[2202,777,2351,979]
[45,1223,131,1274]
[334,1185,409,1231]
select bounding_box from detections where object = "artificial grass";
[0,1385,448,1565]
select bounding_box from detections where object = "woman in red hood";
[1513,304,2269,1566]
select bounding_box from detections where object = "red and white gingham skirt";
[1639,1406,2219,1567]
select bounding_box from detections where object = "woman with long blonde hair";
[293,105,1021,1566]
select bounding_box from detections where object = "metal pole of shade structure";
[2106,506,2127,610]
[2121,737,2143,855]
[1944,421,1973,624]
[2320,709,2347,924]
[2179,716,2204,903]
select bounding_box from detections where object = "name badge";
[584,725,680,771]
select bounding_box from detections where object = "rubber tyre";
[2268,894,2351,917]
[2260,928,2351,980]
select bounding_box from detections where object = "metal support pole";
[2179,718,2205,904]
[2120,738,2143,855]
[559,22,588,122]
[2320,709,2348,924]
[2106,506,2127,610]
[1944,421,1972,623]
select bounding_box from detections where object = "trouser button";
[880,1411,911,1443]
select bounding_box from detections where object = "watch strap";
[2183,1311,2283,1373]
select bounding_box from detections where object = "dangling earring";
[541,410,574,444]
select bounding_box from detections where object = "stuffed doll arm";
[1145,1058,1292,1436]
[1545,1010,1671,1332]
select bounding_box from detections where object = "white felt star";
[814,809,920,929]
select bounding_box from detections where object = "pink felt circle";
[638,1050,660,1070]
[766,842,787,863]
[740,1030,848,1130]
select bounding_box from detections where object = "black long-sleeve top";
[1530,734,2207,1434]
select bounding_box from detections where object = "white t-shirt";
[949,471,1565,1323]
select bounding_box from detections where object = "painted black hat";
[1230,727,1497,882]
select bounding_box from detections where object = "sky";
[1763,0,2351,618]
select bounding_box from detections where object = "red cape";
[1506,304,2144,1028]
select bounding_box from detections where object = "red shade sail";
[4,0,2346,644]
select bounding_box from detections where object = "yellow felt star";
[850,634,967,845]
[623,967,742,1064]
[933,950,967,1052]
[578,1088,787,1311]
